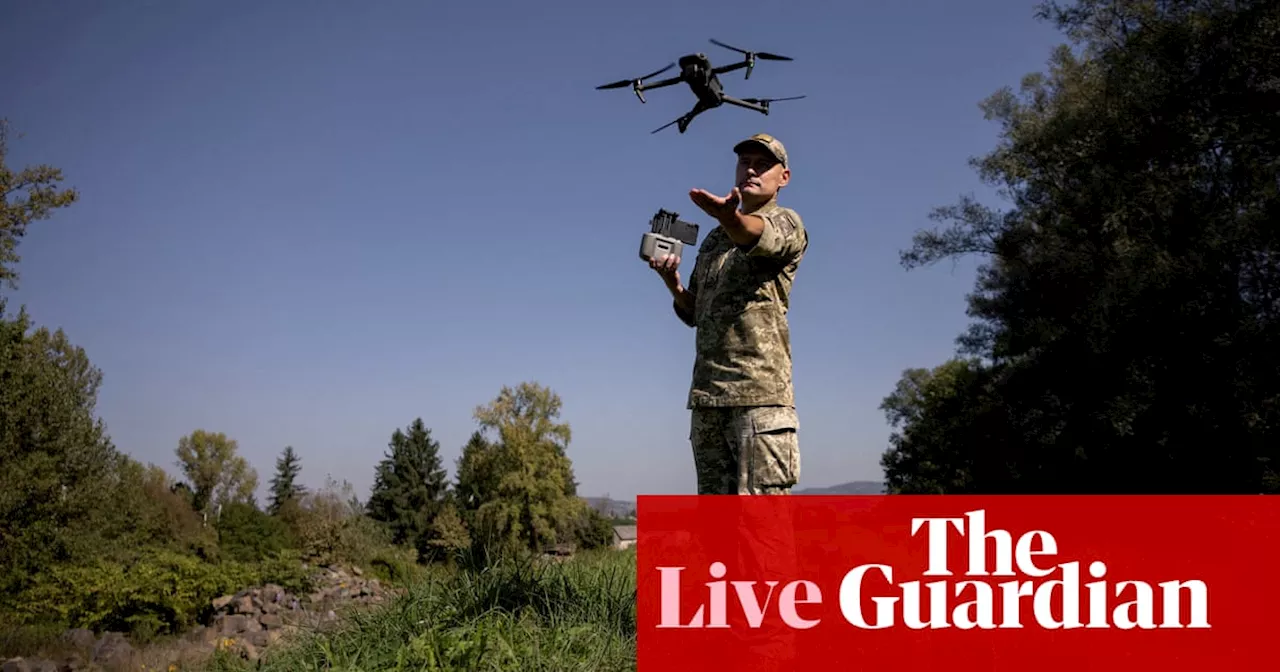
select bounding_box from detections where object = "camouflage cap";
[733,133,788,168]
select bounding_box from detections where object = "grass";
[199,547,637,672]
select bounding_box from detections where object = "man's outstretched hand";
[690,187,741,223]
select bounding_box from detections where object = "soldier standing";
[648,133,809,495]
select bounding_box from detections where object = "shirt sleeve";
[673,259,698,328]
[742,208,807,262]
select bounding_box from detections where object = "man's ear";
[779,167,791,187]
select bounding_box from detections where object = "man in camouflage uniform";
[648,133,808,495]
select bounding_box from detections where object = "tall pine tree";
[366,418,449,556]
[267,446,306,516]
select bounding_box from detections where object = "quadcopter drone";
[596,39,806,134]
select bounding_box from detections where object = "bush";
[572,505,616,552]
[8,546,312,641]
[366,545,428,587]
[215,502,295,562]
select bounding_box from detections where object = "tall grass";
[202,547,637,672]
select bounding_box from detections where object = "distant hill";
[582,496,635,519]
[794,481,886,495]
[582,480,886,510]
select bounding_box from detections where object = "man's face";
[735,148,789,202]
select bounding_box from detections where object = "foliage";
[106,455,219,558]
[0,303,124,596]
[454,430,497,514]
[883,0,1280,493]
[879,359,989,494]
[0,118,79,290]
[214,501,296,563]
[175,429,260,515]
[7,547,311,642]
[570,505,617,552]
[425,500,473,565]
[291,476,402,569]
[0,113,638,670]
[199,548,637,672]
[461,382,583,557]
[267,446,306,516]
[366,418,451,559]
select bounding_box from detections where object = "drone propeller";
[595,62,675,103]
[651,117,682,134]
[709,39,793,79]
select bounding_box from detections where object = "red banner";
[636,495,1280,671]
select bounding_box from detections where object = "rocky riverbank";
[1,564,402,672]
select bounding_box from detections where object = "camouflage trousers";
[689,405,800,495]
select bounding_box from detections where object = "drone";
[596,39,806,134]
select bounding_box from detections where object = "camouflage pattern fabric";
[689,405,800,495]
[673,196,808,409]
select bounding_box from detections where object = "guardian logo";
[654,509,1210,631]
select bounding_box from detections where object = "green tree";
[174,430,259,515]
[267,445,307,516]
[214,500,294,562]
[365,418,449,557]
[425,500,472,564]
[105,457,218,558]
[885,0,1280,493]
[572,505,616,551]
[878,359,994,494]
[0,307,124,594]
[465,382,582,554]
[454,430,497,516]
[0,118,79,291]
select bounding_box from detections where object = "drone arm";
[637,75,684,91]
[711,61,748,75]
[720,95,768,113]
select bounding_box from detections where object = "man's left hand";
[690,187,741,223]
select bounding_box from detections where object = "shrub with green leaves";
[8,546,312,640]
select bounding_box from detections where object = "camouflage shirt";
[674,198,808,409]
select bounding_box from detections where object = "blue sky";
[2,0,1063,502]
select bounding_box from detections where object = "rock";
[91,632,132,667]
[187,625,220,645]
[26,561,406,672]
[234,595,256,614]
[246,631,271,649]
[220,614,249,634]
[236,640,259,663]
[61,628,96,652]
